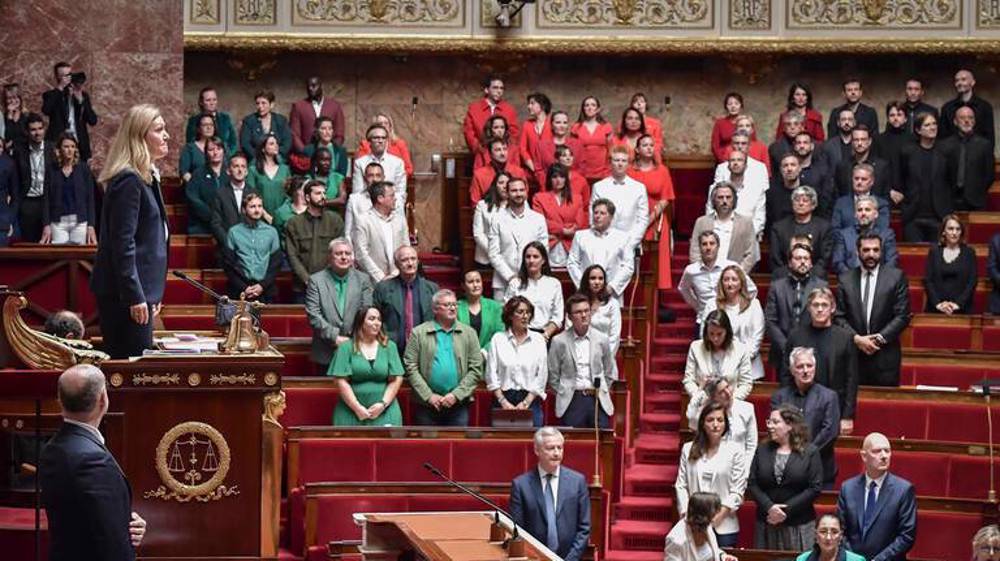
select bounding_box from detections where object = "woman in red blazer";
[474,115,522,170]
[775,83,825,142]
[711,92,745,162]
[531,163,587,266]
[630,92,663,146]
[570,96,612,182]
[533,111,580,188]
[519,92,552,177]
[552,145,591,203]
[628,135,675,289]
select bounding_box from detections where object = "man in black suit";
[939,106,995,210]
[793,132,836,216]
[989,232,1000,315]
[41,62,98,161]
[40,364,146,561]
[940,69,995,148]
[771,347,842,488]
[373,245,439,354]
[769,185,832,279]
[833,125,892,199]
[902,77,938,134]
[835,232,912,387]
[768,113,802,176]
[765,243,828,369]
[15,113,54,242]
[210,152,256,247]
[784,287,859,435]
[827,78,879,141]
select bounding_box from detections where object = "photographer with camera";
[42,62,98,161]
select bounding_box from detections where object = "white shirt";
[377,210,396,266]
[677,258,757,324]
[64,418,105,445]
[589,298,622,357]
[488,206,548,289]
[591,175,650,252]
[506,275,564,330]
[28,142,45,197]
[352,152,407,208]
[486,330,549,397]
[232,183,245,212]
[344,192,372,239]
[472,200,505,265]
[537,464,560,510]
[66,94,77,137]
[566,227,635,298]
[686,398,758,460]
[710,157,769,235]
[572,330,593,389]
[311,98,323,118]
[724,301,764,359]
[714,216,734,260]
[861,264,880,330]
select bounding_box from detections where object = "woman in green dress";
[247,132,291,221]
[327,305,404,426]
[456,270,503,354]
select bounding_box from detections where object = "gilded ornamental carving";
[190,0,220,24]
[480,0,522,28]
[293,0,463,26]
[729,0,770,30]
[537,0,711,28]
[144,421,240,503]
[133,373,181,386]
[210,373,256,385]
[788,0,961,29]
[979,0,1000,28]
[236,0,276,25]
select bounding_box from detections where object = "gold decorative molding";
[191,0,221,24]
[292,0,464,27]
[263,390,287,427]
[480,0,522,28]
[235,0,277,25]
[979,0,1000,28]
[788,0,961,29]
[263,371,279,386]
[109,373,124,388]
[184,33,1000,55]
[537,0,712,29]
[729,0,770,30]
[133,373,181,386]
[210,373,256,385]
[145,421,240,503]
[2,291,108,369]
[187,373,202,387]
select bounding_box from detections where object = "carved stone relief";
[292,0,464,27]
[978,0,1000,28]
[190,0,220,24]
[788,0,961,29]
[729,0,771,30]
[481,0,523,28]
[537,0,712,29]
[235,0,276,25]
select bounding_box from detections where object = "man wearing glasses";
[352,124,407,210]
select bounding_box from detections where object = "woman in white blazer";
[715,264,765,380]
[685,377,758,461]
[664,492,739,561]
[675,401,748,548]
[683,309,753,400]
[471,171,509,267]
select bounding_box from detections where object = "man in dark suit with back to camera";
[510,427,590,561]
[40,364,147,561]
[835,232,911,387]
[837,432,916,561]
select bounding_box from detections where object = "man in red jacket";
[289,76,345,153]
[463,75,519,155]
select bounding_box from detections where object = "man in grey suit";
[305,238,374,374]
[689,181,759,273]
[548,294,616,429]
[373,246,439,354]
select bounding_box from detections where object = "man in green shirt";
[223,192,281,302]
[403,289,483,426]
[284,180,345,302]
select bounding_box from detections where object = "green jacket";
[185,111,238,154]
[456,297,504,350]
[403,320,483,403]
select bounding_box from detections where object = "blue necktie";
[544,473,559,551]
[862,480,877,536]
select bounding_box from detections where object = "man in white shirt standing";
[710,139,768,236]
[591,146,649,253]
[345,161,384,239]
[547,294,615,428]
[678,230,757,331]
[567,198,634,301]
[352,124,406,209]
[353,181,409,282]
[488,177,547,300]
[690,181,759,273]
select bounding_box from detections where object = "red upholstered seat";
[853,400,928,440]
[983,326,1000,351]
[927,403,997,444]
[451,441,529,482]
[948,455,999,500]
[564,441,598,475]
[296,440,375,486]
[910,325,973,350]
[901,363,988,388]
[374,440,451,482]
[283,388,339,427]
[911,511,984,559]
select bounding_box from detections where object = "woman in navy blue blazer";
[43,132,97,245]
[90,104,170,359]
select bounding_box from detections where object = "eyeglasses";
[817,529,842,537]
[436,302,457,309]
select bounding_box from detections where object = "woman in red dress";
[531,163,587,267]
[774,82,825,142]
[553,145,591,203]
[731,114,771,174]
[519,92,552,178]
[570,96,612,182]
[710,92,744,162]
[355,112,414,177]
[630,92,663,146]
[613,107,663,164]
[628,134,675,289]
[533,111,580,188]
[474,115,521,170]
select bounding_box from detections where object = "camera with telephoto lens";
[70,72,86,86]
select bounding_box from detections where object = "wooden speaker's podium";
[101,347,285,560]
[355,511,559,561]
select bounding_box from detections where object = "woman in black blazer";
[748,404,823,552]
[90,104,170,359]
[44,132,97,244]
[925,214,978,314]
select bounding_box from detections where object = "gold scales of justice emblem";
[144,421,240,502]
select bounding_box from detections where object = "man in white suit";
[547,294,616,428]
[710,137,768,236]
[353,181,409,282]
[488,177,547,299]
[591,145,649,253]
[566,198,634,301]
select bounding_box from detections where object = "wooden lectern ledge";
[355,511,558,561]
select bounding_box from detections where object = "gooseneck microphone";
[422,462,521,540]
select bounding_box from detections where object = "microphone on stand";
[976,378,999,503]
[422,462,525,549]
[592,377,603,487]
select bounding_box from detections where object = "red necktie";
[404,283,414,342]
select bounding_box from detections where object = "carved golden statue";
[1,290,108,369]
[861,0,888,21]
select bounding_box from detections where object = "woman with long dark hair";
[505,241,563,341]
[45,133,97,245]
[682,309,753,400]
[532,163,586,266]
[571,96,613,182]
[775,83,825,142]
